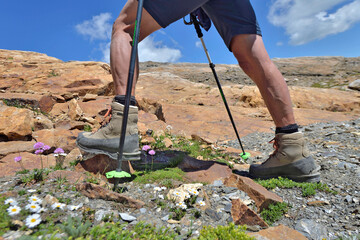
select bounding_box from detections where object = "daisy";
[161,187,167,191]
[158,194,164,200]
[176,202,187,210]
[7,205,21,216]
[197,200,206,206]
[188,189,199,196]
[26,203,41,213]
[173,191,181,197]
[5,198,18,206]
[67,203,82,211]
[52,203,66,210]
[27,189,36,193]
[28,195,42,204]
[25,214,41,228]
[184,192,191,199]
[154,187,162,191]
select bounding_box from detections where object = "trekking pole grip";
[190,14,203,38]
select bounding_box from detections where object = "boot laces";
[269,137,280,157]
[92,107,112,132]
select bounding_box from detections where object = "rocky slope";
[0,49,360,239]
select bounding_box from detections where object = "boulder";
[0,140,36,157]
[0,106,33,140]
[32,128,80,152]
[231,199,268,228]
[349,79,360,91]
[249,224,308,240]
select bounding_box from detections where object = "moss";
[133,168,185,184]
[260,202,289,225]
[198,223,254,240]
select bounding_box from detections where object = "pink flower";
[142,145,151,151]
[14,156,22,162]
[54,148,64,154]
[42,145,51,151]
[148,150,156,156]
[33,142,44,150]
[35,149,44,155]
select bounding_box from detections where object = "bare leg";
[110,0,161,95]
[230,34,295,128]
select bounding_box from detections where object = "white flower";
[5,198,18,206]
[27,189,36,193]
[26,203,41,213]
[161,187,167,191]
[54,154,59,157]
[67,203,82,211]
[60,153,67,156]
[25,214,41,228]
[158,194,164,200]
[52,203,66,210]
[38,207,47,213]
[28,195,42,204]
[154,187,162,191]
[184,193,191,199]
[197,200,206,206]
[7,206,21,216]
[176,202,187,210]
[173,191,181,197]
[188,189,199,196]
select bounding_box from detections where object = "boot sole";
[77,143,141,161]
[249,156,321,183]
[250,166,321,183]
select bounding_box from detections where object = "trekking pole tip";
[240,152,251,160]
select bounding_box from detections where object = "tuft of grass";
[16,169,30,175]
[84,125,92,132]
[255,177,337,197]
[48,70,60,77]
[90,221,177,239]
[18,189,26,196]
[0,196,12,235]
[198,223,254,240]
[133,168,185,184]
[260,202,289,225]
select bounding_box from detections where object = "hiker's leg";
[230,34,295,128]
[111,0,162,95]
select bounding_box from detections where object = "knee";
[112,16,133,38]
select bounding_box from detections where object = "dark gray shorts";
[143,0,262,51]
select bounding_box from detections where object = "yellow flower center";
[32,198,37,201]
[31,205,36,209]
[11,209,17,212]
[31,219,36,223]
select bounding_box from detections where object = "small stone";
[295,219,328,240]
[168,219,180,224]
[205,208,221,221]
[307,200,330,206]
[212,180,223,187]
[161,215,169,221]
[119,213,136,222]
[345,195,353,202]
[139,208,147,214]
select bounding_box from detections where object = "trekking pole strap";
[190,14,203,38]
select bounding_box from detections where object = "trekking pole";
[106,0,145,191]
[185,13,250,160]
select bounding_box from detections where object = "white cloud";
[100,42,111,63]
[268,0,360,45]
[195,41,202,48]
[76,13,182,63]
[75,13,112,41]
[276,41,284,46]
[139,36,182,62]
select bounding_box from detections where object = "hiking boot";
[76,101,140,160]
[249,132,320,182]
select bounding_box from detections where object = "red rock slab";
[0,152,56,177]
[78,154,135,176]
[224,174,282,212]
[78,97,112,118]
[0,140,36,157]
[32,128,80,152]
[231,199,268,228]
[249,224,308,240]
[76,182,144,209]
[177,156,233,184]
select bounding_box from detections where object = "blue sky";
[1,0,360,64]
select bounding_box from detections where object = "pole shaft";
[114,0,144,189]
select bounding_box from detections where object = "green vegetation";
[198,223,254,240]
[48,70,60,77]
[255,177,336,197]
[16,169,30,175]
[133,168,185,184]
[0,196,12,235]
[90,221,178,240]
[58,216,91,239]
[169,207,186,221]
[84,125,92,132]
[85,172,100,184]
[18,189,26,196]
[260,202,289,225]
